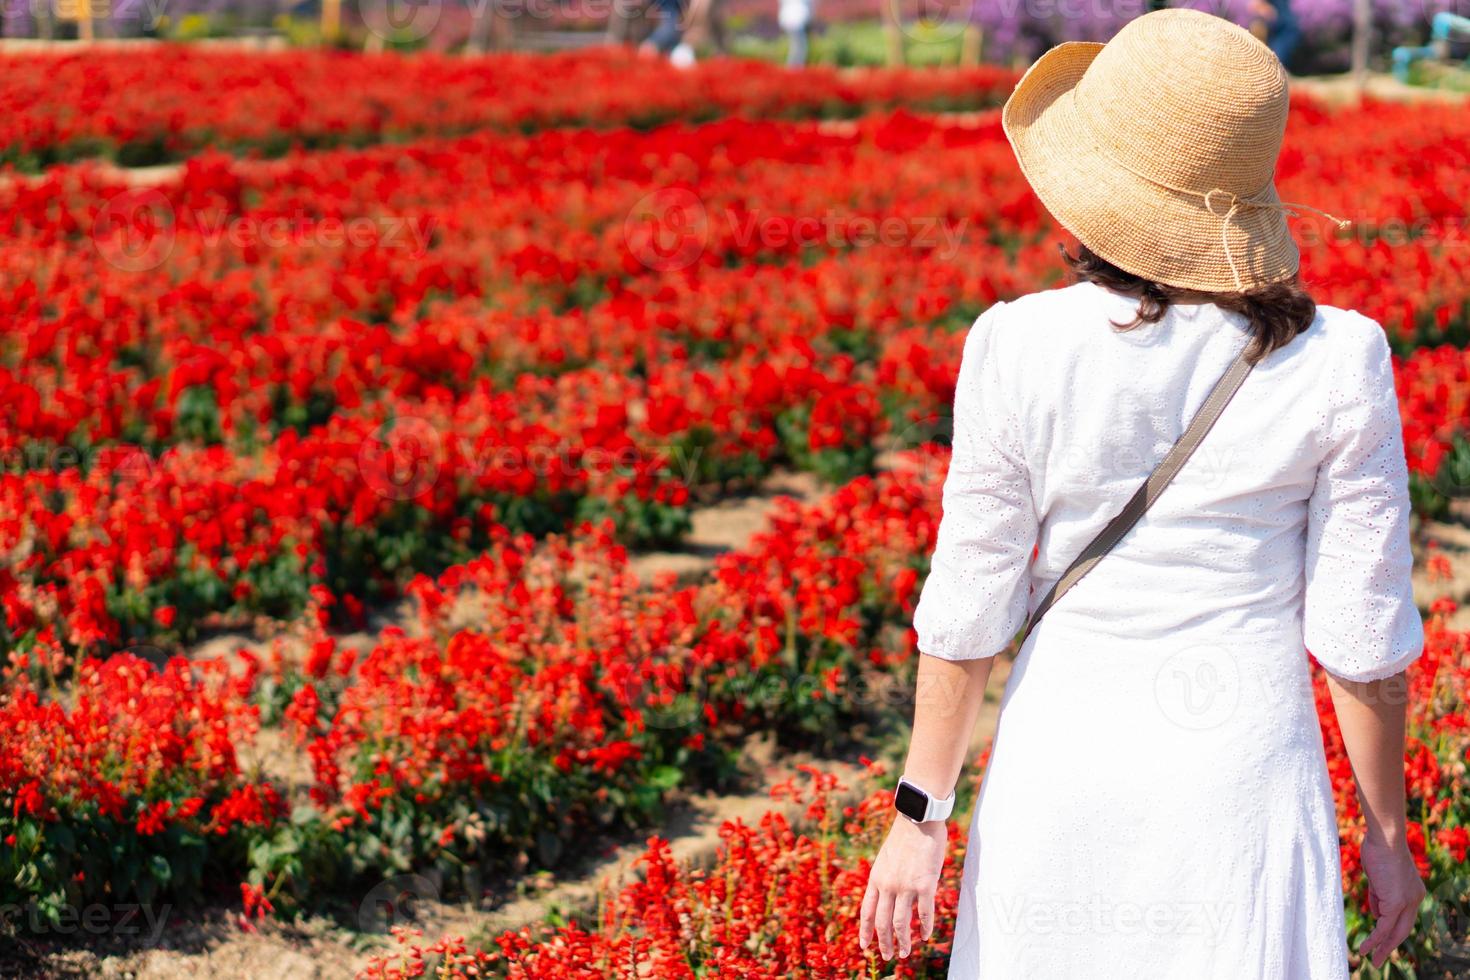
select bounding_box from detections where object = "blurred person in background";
[780,0,815,65]
[1252,0,1304,68]
[639,0,697,64]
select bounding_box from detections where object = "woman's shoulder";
[963,282,1120,351]
[1300,304,1389,349]
[1282,304,1392,377]
[977,281,1122,327]
[966,288,1393,380]
[1284,306,1398,422]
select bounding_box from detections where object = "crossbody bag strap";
[1017,350,1255,646]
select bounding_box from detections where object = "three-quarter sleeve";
[914,302,1039,661]
[1303,321,1424,682]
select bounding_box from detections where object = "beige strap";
[1018,350,1255,645]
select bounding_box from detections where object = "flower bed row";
[6,103,1465,456]
[0,652,283,925]
[0,449,947,925]
[0,47,1017,171]
[4,98,1468,659]
[365,766,965,979]
[6,446,1465,978]
[360,624,1470,979]
[361,586,1470,980]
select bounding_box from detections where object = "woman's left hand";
[1358,833,1426,969]
[859,816,949,960]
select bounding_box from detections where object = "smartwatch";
[893,776,955,824]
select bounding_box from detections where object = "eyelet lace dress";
[914,282,1423,980]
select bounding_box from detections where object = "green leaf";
[648,765,683,791]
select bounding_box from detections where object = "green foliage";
[730,21,966,69]
[305,721,733,906]
[1410,436,1470,524]
[576,494,693,550]
[2,811,219,929]
[174,385,225,446]
[777,404,877,484]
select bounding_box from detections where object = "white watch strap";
[898,776,955,823]
[924,787,955,823]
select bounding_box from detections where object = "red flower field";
[0,45,1466,979]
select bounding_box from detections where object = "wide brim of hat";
[1001,42,1299,294]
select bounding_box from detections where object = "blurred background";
[1,0,1467,85]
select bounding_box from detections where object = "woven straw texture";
[1002,8,1298,293]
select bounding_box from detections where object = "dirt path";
[1291,72,1469,105]
[630,469,824,582]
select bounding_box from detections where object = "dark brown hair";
[1061,244,1316,365]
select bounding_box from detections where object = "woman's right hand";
[1358,833,1426,969]
[859,816,949,960]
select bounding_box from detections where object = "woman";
[859,9,1427,978]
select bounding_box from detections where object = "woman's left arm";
[1324,672,1425,970]
[1302,321,1427,968]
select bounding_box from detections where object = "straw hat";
[1003,8,1338,293]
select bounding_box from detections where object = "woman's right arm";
[858,303,1036,961]
[859,652,992,961]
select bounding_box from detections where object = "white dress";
[913,282,1424,980]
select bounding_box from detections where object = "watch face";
[894,781,928,821]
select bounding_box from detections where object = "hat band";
[1200,189,1351,290]
[1081,132,1351,290]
